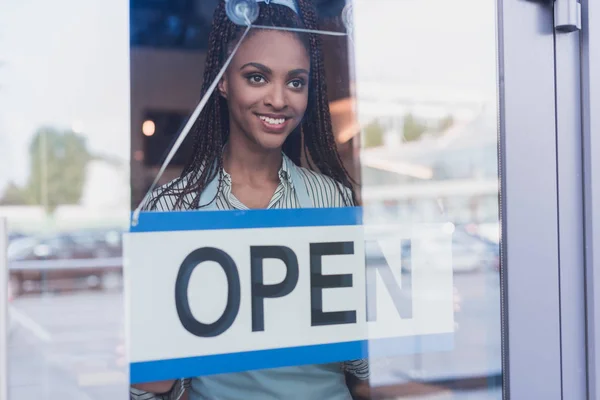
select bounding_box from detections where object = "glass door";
[0,0,571,399]
[353,0,501,398]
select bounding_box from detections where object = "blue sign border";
[130,207,363,233]
[130,334,454,384]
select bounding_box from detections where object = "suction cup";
[342,3,354,34]
[226,0,259,25]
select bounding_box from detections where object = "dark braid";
[149,0,357,210]
[297,0,357,205]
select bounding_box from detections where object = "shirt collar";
[221,152,295,186]
[279,153,295,185]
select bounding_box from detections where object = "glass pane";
[124,0,502,399]
[127,0,502,399]
[0,0,130,398]
[355,0,501,398]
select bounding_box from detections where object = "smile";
[259,115,287,126]
[257,114,291,133]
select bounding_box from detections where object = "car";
[8,229,123,295]
[8,234,93,262]
[81,228,123,258]
[8,228,124,262]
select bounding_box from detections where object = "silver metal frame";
[0,218,8,400]
[498,0,563,398]
[555,12,587,400]
[581,1,600,398]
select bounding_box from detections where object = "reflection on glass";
[0,0,130,398]
[353,0,501,398]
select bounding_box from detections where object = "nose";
[264,83,287,110]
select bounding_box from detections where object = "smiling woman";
[131,0,366,399]
[143,0,357,213]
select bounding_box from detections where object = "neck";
[223,134,282,184]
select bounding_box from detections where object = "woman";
[131,0,368,398]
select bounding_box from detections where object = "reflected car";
[8,229,124,295]
[8,234,93,261]
[82,228,123,258]
[8,229,123,261]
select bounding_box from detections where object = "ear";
[218,77,228,99]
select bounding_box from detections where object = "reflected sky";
[353,0,497,90]
[0,0,130,186]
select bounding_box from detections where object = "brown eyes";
[246,74,306,90]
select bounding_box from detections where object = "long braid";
[150,1,234,210]
[150,0,358,210]
[296,0,357,206]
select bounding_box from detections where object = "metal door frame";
[502,0,600,398]
[581,1,600,399]
[499,0,562,398]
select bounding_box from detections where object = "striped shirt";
[131,153,368,400]
[148,153,353,211]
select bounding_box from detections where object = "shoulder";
[296,166,354,208]
[141,175,195,212]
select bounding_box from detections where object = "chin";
[254,132,290,151]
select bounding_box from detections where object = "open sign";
[125,207,454,383]
[175,241,360,338]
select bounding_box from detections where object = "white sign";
[125,207,454,383]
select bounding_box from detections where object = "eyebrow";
[288,68,310,76]
[240,62,272,74]
[240,63,309,77]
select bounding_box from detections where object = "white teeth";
[260,116,285,125]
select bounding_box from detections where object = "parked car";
[81,228,123,258]
[8,229,123,295]
[8,228,123,262]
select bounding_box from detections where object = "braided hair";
[149,0,357,210]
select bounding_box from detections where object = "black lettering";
[250,246,299,332]
[175,247,240,337]
[310,242,357,326]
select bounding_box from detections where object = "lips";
[257,114,291,133]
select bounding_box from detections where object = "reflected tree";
[362,121,384,148]
[402,113,428,142]
[0,182,28,205]
[0,127,92,213]
[438,114,454,132]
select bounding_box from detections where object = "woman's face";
[219,29,310,151]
